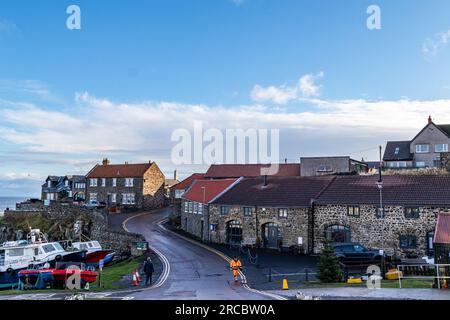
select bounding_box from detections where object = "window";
[220,206,230,215]
[376,206,385,218]
[175,189,184,199]
[347,206,360,217]
[404,207,420,219]
[125,178,134,187]
[317,165,332,172]
[416,144,429,153]
[53,243,64,251]
[278,208,288,218]
[42,244,56,253]
[89,193,97,202]
[389,161,407,168]
[75,183,85,189]
[188,202,193,213]
[110,193,116,203]
[89,178,98,187]
[400,235,417,249]
[325,225,351,243]
[193,202,198,214]
[122,193,135,205]
[65,180,69,187]
[8,248,24,257]
[184,201,188,212]
[112,178,117,187]
[435,144,448,153]
[46,193,55,201]
[394,147,400,155]
[101,178,106,187]
[47,180,51,188]
[416,161,426,168]
[198,203,203,214]
[243,207,253,217]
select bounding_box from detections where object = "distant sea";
[0,197,29,216]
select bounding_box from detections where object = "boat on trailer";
[0,229,86,289]
[70,241,115,268]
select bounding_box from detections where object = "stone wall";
[181,199,309,250]
[142,163,166,209]
[3,203,144,258]
[314,204,445,257]
[441,152,450,172]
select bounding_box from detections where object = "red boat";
[52,269,98,284]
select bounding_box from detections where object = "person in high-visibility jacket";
[230,257,242,282]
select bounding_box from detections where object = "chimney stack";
[102,158,110,166]
[174,169,179,181]
[428,115,432,124]
[263,175,268,187]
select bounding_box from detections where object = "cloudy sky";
[1,0,450,196]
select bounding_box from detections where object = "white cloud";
[423,29,450,58]
[0,80,62,103]
[250,72,324,104]
[231,0,244,6]
[0,19,16,34]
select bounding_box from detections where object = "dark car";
[332,243,388,264]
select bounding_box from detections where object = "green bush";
[316,240,343,283]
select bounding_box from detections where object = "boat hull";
[85,250,115,267]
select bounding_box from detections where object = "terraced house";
[181,174,450,258]
[86,158,165,210]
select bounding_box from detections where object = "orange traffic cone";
[132,273,138,286]
[135,269,141,283]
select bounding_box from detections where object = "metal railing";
[397,263,450,289]
[266,268,316,283]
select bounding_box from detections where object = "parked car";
[332,242,391,264]
[83,200,105,209]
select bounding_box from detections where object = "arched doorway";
[325,225,351,243]
[262,223,280,249]
[226,220,242,245]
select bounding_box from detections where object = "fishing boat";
[0,229,86,289]
[71,241,115,268]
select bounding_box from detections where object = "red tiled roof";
[171,173,207,190]
[434,214,450,244]
[86,163,153,178]
[183,179,239,203]
[205,164,301,178]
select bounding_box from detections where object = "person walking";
[229,256,242,283]
[143,257,155,286]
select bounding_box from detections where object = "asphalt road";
[122,208,274,300]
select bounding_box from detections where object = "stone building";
[313,175,450,257]
[182,176,333,253]
[85,158,165,211]
[181,178,241,240]
[204,163,301,179]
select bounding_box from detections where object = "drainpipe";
[255,205,260,249]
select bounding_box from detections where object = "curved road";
[123,208,274,300]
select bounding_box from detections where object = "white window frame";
[112,178,117,187]
[278,208,288,218]
[110,193,116,203]
[175,189,184,199]
[90,179,98,187]
[198,203,203,215]
[193,202,198,214]
[416,161,426,168]
[435,143,448,153]
[125,178,134,187]
[122,193,135,205]
[415,144,429,153]
[47,181,51,188]
[101,178,106,187]
[90,193,97,202]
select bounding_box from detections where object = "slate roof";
[86,162,154,178]
[182,179,240,203]
[205,164,301,178]
[315,175,450,206]
[437,124,450,137]
[434,214,450,244]
[383,141,413,161]
[171,173,207,190]
[212,176,335,207]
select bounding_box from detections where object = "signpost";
[136,241,149,251]
[98,259,104,288]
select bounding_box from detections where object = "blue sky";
[1,0,450,196]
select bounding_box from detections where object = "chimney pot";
[263,175,268,186]
[428,115,432,124]
[102,158,110,166]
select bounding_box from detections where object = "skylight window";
[394,147,400,155]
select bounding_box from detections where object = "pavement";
[270,287,450,300]
[119,208,280,300]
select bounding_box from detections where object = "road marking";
[122,212,171,290]
[157,219,287,301]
